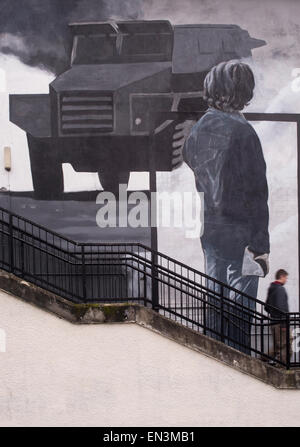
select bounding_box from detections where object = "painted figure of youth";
[176,61,270,351]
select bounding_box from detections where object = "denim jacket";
[183,107,270,256]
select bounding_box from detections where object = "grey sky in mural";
[1,0,300,104]
[142,0,300,112]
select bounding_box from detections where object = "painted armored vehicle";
[9,20,265,199]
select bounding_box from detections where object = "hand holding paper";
[242,246,269,277]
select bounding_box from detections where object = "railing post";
[220,284,225,343]
[149,115,159,312]
[81,245,87,302]
[20,233,25,278]
[9,213,14,273]
[151,251,159,312]
[203,294,207,336]
[143,262,147,308]
[260,317,264,358]
[286,313,291,370]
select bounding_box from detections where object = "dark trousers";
[271,323,293,364]
[203,247,259,354]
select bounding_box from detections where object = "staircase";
[0,205,299,370]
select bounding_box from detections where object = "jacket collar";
[207,106,246,123]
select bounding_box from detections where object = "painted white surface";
[0,289,300,427]
[0,68,6,92]
[63,165,149,192]
[0,54,53,192]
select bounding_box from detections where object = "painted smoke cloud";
[0,0,148,74]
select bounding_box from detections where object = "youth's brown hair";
[203,61,255,112]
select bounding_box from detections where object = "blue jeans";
[203,247,259,354]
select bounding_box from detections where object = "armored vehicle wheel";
[27,134,64,200]
[98,170,130,193]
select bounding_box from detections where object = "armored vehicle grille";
[60,92,114,134]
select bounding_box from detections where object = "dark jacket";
[183,107,270,258]
[265,281,289,319]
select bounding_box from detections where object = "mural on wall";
[0,0,299,311]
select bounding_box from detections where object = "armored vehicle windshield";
[70,21,173,65]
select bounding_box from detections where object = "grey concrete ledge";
[1,269,300,390]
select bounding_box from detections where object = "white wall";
[0,289,300,427]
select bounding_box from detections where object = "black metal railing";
[0,205,299,369]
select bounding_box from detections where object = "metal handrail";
[0,205,298,369]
